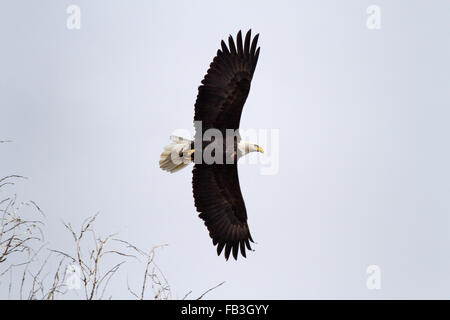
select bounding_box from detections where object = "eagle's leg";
[184,149,195,162]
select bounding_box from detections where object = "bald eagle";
[159,30,263,260]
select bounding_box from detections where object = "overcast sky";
[1,0,450,299]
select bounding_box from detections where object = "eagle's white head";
[237,141,264,158]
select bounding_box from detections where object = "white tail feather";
[159,136,193,173]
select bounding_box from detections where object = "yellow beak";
[257,146,264,154]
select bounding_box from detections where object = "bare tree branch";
[196,281,226,300]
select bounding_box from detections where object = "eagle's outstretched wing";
[191,30,260,260]
[193,164,254,260]
[194,30,260,133]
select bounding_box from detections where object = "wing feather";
[250,33,259,56]
[228,35,237,55]
[194,30,260,132]
[193,164,254,260]
[244,30,251,58]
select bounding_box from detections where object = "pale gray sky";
[1,0,450,299]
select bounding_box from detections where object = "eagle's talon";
[183,149,195,162]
